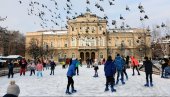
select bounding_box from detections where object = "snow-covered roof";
[109,29,134,33]
[0,59,6,62]
[43,30,67,35]
[4,55,22,59]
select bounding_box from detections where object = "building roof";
[43,30,68,35]
[1,55,22,59]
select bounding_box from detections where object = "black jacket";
[140,60,153,74]
[50,62,56,69]
[3,94,17,97]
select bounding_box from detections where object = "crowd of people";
[3,55,170,96]
[7,58,57,79]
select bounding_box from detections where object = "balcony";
[78,46,97,50]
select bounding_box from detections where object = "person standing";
[7,60,14,78]
[102,58,106,65]
[28,61,36,76]
[114,54,125,85]
[93,59,99,77]
[126,56,130,68]
[50,60,56,75]
[139,56,153,87]
[86,58,90,68]
[104,56,116,92]
[66,58,77,95]
[161,58,168,78]
[122,57,128,80]
[36,60,43,77]
[131,56,140,76]
[19,59,27,76]
[75,58,80,75]
[3,80,20,97]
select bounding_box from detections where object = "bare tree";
[27,38,42,59]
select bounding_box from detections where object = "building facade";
[26,12,151,62]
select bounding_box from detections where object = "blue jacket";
[67,60,77,77]
[104,60,116,77]
[114,56,124,71]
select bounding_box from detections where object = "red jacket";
[131,56,139,66]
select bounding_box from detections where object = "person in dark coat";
[86,58,90,68]
[50,60,56,75]
[104,56,116,92]
[114,54,125,85]
[126,56,130,68]
[66,58,77,94]
[161,58,168,78]
[7,60,14,78]
[122,57,128,80]
[139,56,153,87]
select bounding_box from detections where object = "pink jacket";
[36,63,43,71]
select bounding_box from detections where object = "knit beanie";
[72,58,76,60]
[7,81,20,96]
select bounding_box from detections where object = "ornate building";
[26,12,151,61]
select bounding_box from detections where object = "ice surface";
[0,65,170,96]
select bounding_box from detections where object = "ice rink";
[0,65,170,96]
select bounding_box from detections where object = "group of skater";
[4,54,170,96]
[7,58,56,78]
[65,54,170,95]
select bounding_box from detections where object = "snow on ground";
[0,65,170,96]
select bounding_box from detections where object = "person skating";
[139,56,153,87]
[104,56,116,92]
[161,58,168,78]
[131,56,140,76]
[75,58,80,75]
[19,59,27,76]
[93,59,99,77]
[126,56,130,68]
[86,58,90,68]
[27,61,36,76]
[50,60,56,75]
[36,60,43,77]
[114,54,125,85]
[122,56,128,80]
[3,80,20,97]
[66,58,77,95]
[7,60,14,78]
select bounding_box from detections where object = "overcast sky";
[0,0,170,34]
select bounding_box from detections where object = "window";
[51,42,53,47]
[71,37,76,47]
[128,40,131,46]
[72,27,74,31]
[72,53,75,58]
[99,26,102,30]
[100,52,103,59]
[65,44,67,47]
[64,53,67,58]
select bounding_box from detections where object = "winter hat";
[72,58,76,60]
[7,81,20,96]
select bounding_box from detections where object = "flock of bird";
[17,0,166,30]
